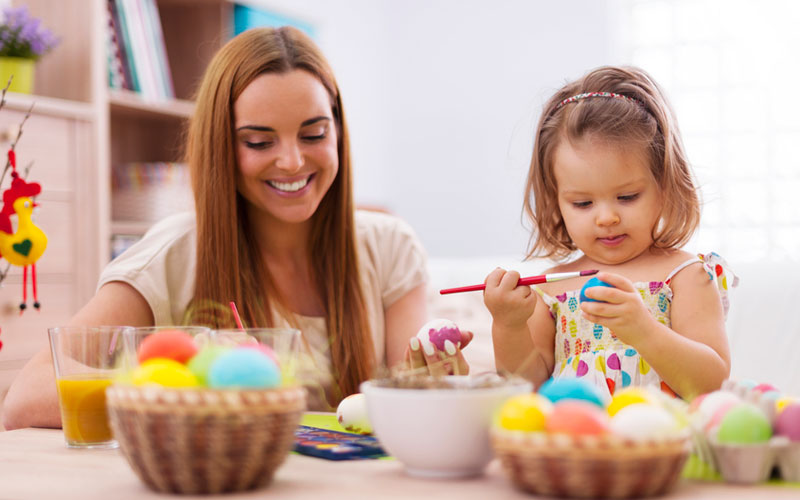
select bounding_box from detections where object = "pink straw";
[229,301,244,330]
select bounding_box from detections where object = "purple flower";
[0,6,58,59]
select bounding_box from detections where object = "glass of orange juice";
[48,326,134,449]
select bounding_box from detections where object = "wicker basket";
[107,385,306,494]
[491,428,691,498]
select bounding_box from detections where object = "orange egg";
[545,400,610,436]
[137,329,198,364]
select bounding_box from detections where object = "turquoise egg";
[538,377,605,407]
[187,345,230,386]
[208,348,282,389]
[717,403,772,444]
[579,277,614,303]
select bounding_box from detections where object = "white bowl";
[360,375,532,478]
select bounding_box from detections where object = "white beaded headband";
[552,91,644,113]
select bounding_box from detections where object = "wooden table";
[0,428,798,499]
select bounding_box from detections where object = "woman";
[3,27,469,429]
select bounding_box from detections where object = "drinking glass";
[49,325,134,449]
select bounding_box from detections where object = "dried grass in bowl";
[491,428,691,498]
[107,385,306,494]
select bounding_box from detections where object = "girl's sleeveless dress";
[534,252,737,400]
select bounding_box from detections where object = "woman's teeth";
[268,177,309,192]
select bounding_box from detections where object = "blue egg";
[208,348,282,389]
[538,377,605,407]
[579,276,614,303]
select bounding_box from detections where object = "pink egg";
[545,400,610,436]
[753,383,779,393]
[776,403,800,441]
[241,342,279,365]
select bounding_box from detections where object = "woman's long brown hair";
[185,27,372,402]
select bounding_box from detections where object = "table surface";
[1,428,798,499]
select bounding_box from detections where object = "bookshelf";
[0,0,234,402]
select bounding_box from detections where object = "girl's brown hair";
[186,27,372,402]
[523,66,700,261]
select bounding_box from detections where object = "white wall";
[259,0,616,259]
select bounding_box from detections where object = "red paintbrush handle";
[439,274,547,295]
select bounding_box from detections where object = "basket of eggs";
[491,378,691,499]
[106,327,306,494]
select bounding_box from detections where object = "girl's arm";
[1,282,154,430]
[581,268,730,399]
[485,268,553,386]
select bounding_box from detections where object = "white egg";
[337,393,372,434]
[610,403,682,440]
[696,390,741,427]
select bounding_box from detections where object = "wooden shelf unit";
[0,0,235,402]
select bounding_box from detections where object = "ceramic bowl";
[360,375,532,478]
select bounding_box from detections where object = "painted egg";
[716,403,772,444]
[753,382,778,393]
[607,387,654,416]
[775,403,800,441]
[497,393,553,432]
[137,329,199,364]
[704,399,738,433]
[131,358,199,388]
[416,318,462,351]
[579,277,614,303]
[695,390,741,426]
[336,393,372,434]
[186,345,230,386]
[539,377,605,408]
[545,400,610,436]
[241,342,280,365]
[208,348,281,389]
[610,403,682,440]
[777,396,797,414]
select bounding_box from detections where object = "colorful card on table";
[293,425,386,461]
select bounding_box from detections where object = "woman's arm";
[1,282,154,430]
[384,283,428,368]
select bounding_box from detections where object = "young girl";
[484,66,736,401]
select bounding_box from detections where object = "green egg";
[716,403,772,444]
[187,345,230,386]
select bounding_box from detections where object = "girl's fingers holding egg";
[595,272,635,292]
[420,337,449,376]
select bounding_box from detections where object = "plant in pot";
[0,6,58,94]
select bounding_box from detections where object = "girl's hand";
[402,329,473,376]
[483,268,537,328]
[579,272,657,346]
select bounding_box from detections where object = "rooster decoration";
[0,149,47,313]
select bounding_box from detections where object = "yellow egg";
[131,358,199,388]
[776,396,797,414]
[607,388,654,416]
[497,394,553,431]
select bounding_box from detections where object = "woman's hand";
[579,272,657,346]
[483,268,537,329]
[402,329,473,376]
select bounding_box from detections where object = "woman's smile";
[265,173,315,195]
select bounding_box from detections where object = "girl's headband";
[552,91,644,114]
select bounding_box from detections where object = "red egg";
[776,403,800,441]
[545,400,610,436]
[137,329,198,364]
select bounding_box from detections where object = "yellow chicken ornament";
[0,149,47,313]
